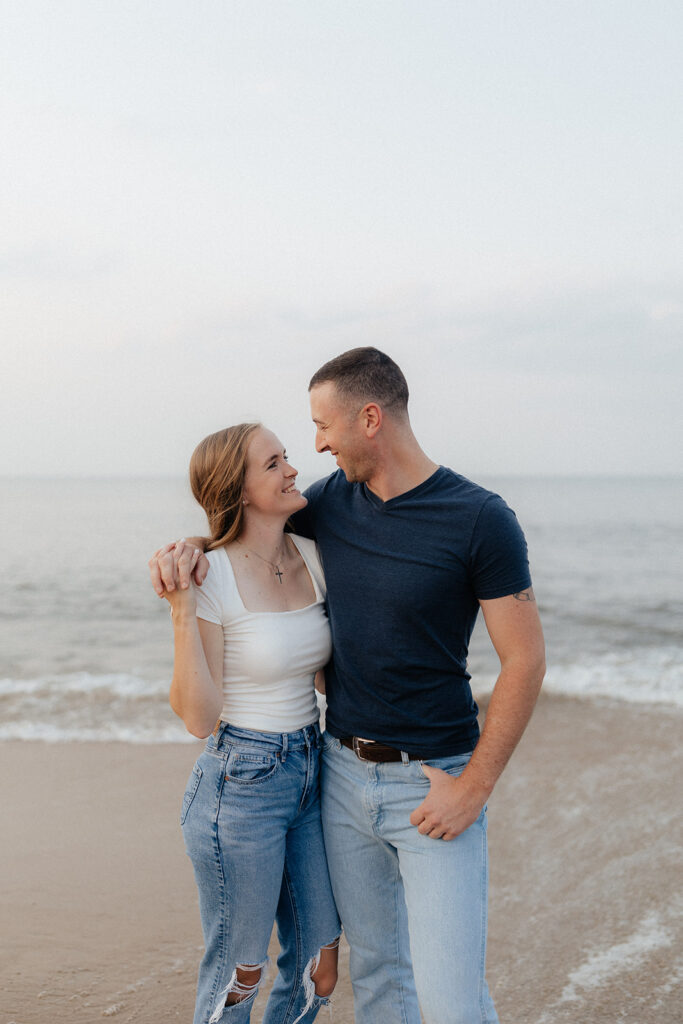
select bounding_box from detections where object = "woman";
[159,422,340,1024]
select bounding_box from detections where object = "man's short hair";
[309,347,409,413]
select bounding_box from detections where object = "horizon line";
[2,472,681,482]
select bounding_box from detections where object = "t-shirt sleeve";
[194,551,224,625]
[469,495,532,600]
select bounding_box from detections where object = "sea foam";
[1,651,681,743]
[473,647,683,709]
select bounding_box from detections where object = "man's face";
[309,382,373,483]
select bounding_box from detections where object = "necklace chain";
[236,538,288,583]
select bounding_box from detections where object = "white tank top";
[194,535,332,733]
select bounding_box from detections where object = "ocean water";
[1,475,681,742]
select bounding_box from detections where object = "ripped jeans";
[181,722,341,1024]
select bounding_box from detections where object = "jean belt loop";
[401,750,410,766]
[281,732,288,762]
[213,721,228,749]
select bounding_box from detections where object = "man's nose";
[315,431,327,453]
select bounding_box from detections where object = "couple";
[150,347,546,1024]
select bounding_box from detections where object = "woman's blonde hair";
[189,423,261,550]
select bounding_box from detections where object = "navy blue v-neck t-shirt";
[293,467,532,757]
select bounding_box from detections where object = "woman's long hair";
[189,423,261,550]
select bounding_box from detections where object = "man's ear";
[361,402,382,438]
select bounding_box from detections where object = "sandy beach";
[1,694,681,1024]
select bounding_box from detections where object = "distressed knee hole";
[290,936,341,1024]
[311,967,336,998]
[209,958,268,1021]
[311,937,341,997]
[226,964,262,1005]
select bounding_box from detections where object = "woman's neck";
[238,516,289,560]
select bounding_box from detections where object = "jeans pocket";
[418,752,472,780]
[321,730,341,752]
[180,761,203,824]
[224,749,279,785]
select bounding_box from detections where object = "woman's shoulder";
[196,546,241,621]
[203,545,233,582]
[288,534,317,558]
[289,534,326,597]
[205,545,229,566]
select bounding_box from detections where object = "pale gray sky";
[2,1,681,478]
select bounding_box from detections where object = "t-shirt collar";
[362,466,446,510]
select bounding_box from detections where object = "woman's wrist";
[170,603,198,627]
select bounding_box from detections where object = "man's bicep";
[479,589,545,669]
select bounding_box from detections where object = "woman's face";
[242,427,308,518]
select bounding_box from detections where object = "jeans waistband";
[209,721,321,754]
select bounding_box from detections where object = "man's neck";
[364,443,439,503]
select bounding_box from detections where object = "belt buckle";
[352,736,375,761]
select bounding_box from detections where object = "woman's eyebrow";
[262,450,286,467]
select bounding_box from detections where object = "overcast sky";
[2,1,681,479]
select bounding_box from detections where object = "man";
[153,348,545,1023]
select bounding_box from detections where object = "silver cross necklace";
[237,538,289,584]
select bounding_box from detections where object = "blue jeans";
[181,723,341,1024]
[321,733,499,1024]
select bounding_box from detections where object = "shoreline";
[1,694,681,1023]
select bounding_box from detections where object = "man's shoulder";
[293,471,351,539]
[304,469,351,505]
[433,467,502,509]
[432,470,526,543]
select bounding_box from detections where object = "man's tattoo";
[513,589,536,602]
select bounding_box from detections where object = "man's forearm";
[462,659,545,799]
[185,535,209,551]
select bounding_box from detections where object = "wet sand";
[1,694,681,1023]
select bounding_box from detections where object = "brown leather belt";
[340,736,426,762]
